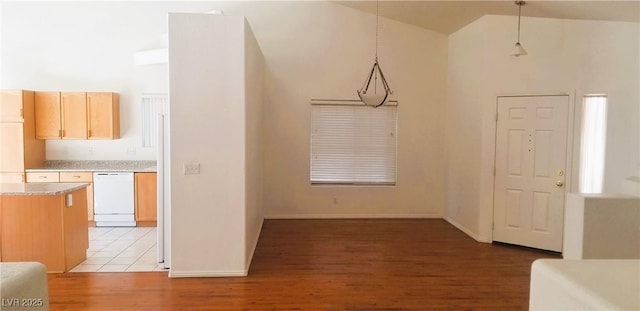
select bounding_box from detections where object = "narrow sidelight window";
[579,95,607,193]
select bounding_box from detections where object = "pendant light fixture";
[511,0,528,57]
[357,0,393,108]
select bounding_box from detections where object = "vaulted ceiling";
[334,1,640,34]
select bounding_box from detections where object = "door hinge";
[59,129,64,137]
[493,167,496,176]
[88,129,91,137]
[20,108,24,118]
[495,113,499,122]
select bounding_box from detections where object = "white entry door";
[493,95,569,252]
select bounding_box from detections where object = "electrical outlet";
[183,163,200,175]
[126,148,137,155]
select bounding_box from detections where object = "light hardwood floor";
[47,219,560,310]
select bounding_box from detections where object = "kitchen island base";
[1,184,89,273]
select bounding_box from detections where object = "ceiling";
[334,1,640,34]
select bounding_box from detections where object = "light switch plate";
[183,163,200,175]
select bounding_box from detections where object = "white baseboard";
[444,216,491,243]
[264,213,443,219]
[245,217,264,274]
[168,270,246,278]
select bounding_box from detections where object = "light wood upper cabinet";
[1,90,29,122]
[36,91,87,139]
[34,91,119,140]
[135,172,157,223]
[61,92,87,139]
[87,92,120,139]
[35,91,63,139]
[0,90,45,182]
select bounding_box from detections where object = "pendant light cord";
[374,0,379,93]
[515,1,525,43]
[375,0,379,61]
[517,2,522,43]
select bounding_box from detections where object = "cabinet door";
[35,92,61,139]
[63,187,89,270]
[61,92,87,139]
[0,173,24,182]
[87,92,120,139]
[135,173,157,222]
[1,90,25,122]
[22,90,45,169]
[0,123,25,172]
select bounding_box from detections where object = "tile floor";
[70,226,167,273]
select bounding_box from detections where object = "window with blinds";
[310,100,397,185]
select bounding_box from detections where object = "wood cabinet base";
[136,221,157,227]
[0,188,89,273]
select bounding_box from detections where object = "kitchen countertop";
[25,160,157,173]
[0,183,89,196]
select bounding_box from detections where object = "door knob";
[556,181,564,187]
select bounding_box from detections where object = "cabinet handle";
[41,176,47,179]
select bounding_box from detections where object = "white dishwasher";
[93,172,136,227]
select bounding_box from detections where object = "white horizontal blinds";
[141,93,168,148]
[311,103,397,184]
[579,95,607,193]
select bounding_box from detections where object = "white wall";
[244,20,265,270]
[445,17,489,239]
[251,2,448,218]
[169,13,247,277]
[447,15,640,242]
